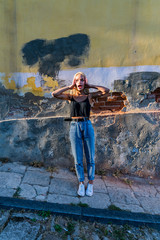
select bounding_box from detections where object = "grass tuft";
[108,204,122,211]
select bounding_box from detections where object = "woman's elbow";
[102,88,109,95]
[51,92,58,97]
[105,88,110,94]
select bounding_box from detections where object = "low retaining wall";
[0,113,160,177]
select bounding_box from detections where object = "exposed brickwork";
[151,87,160,102]
[91,92,127,114]
[145,87,160,102]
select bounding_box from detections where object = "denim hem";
[78,178,85,182]
[88,177,95,181]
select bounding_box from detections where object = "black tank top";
[70,96,91,118]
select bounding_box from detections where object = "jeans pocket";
[70,122,76,131]
[70,122,76,126]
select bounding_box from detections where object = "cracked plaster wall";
[0,113,160,177]
[0,0,160,176]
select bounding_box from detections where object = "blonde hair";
[73,72,87,83]
[71,72,89,96]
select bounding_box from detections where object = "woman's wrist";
[88,84,95,88]
[68,85,73,90]
[88,84,102,89]
[85,84,95,89]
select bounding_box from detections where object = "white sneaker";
[77,183,85,197]
[86,183,93,197]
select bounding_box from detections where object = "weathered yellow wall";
[1,0,160,95]
[0,0,160,175]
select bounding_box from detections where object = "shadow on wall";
[0,114,160,177]
[21,33,90,78]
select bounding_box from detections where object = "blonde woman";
[52,72,109,197]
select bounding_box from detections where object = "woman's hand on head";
[69,79,76,89]
[85,83,92,89]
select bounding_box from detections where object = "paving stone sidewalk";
[0,161,160,215]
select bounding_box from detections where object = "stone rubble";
[0,209,160,240]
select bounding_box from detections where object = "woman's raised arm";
[85,83,109,98]
[52,81,75,100]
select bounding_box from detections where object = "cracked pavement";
[0,161,160,215]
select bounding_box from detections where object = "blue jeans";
[69,120,95,182]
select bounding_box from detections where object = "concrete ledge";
[0,196,160,230]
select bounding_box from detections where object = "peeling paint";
[0,65,160,98]
[43,76,58,91]
[1,74,16,90]
[21,77,43,96]
[0,73,58,96]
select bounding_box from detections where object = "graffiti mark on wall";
[21,34,90,78]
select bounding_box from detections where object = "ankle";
[88,180,93,184]
[79,181,84,185]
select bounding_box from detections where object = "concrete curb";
[0,196,160,230]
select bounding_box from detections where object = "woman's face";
[75,74,85,91]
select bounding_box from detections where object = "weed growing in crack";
[29,161,44,168]
[54,224,63,232]
[38,210,51,218]
[108,204,122,211]
[13,187,21,198]
[77,202,89,208]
